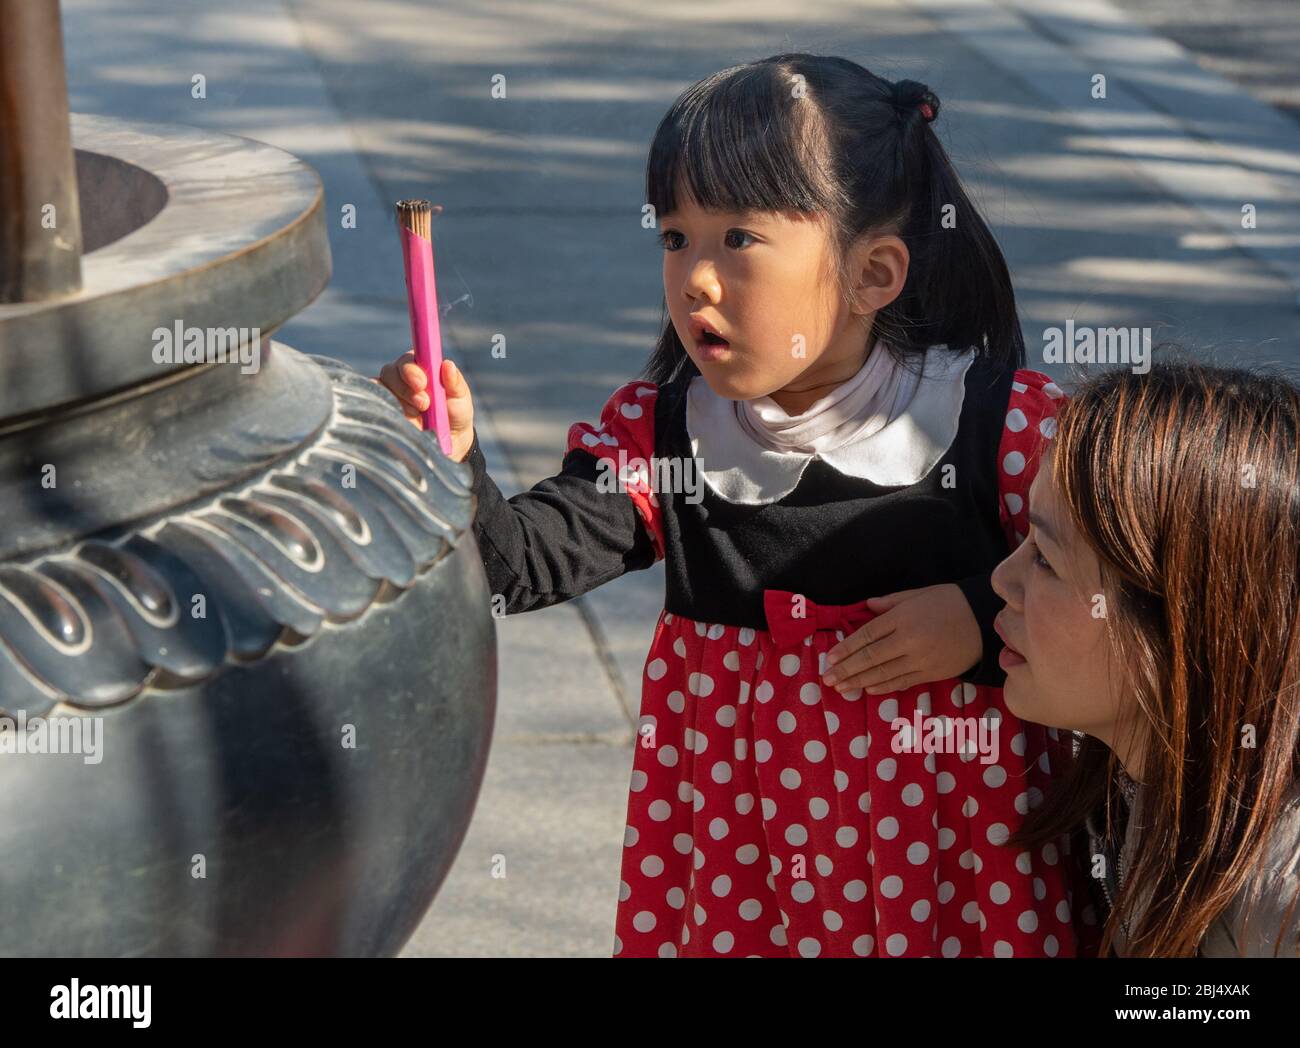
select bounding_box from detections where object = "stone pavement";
[61,0,1299,955]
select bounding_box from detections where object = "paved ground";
[62,0,1299,955]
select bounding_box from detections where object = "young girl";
[379,53,1090,957]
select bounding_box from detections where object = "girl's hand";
[820,584,982,695]
[375,351,475,463]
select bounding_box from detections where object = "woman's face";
[990,455,1130,746]
[658,191,901,410]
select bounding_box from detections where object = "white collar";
[686,345,976,504]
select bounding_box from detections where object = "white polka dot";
[849,735,869,759]
[901,782,925,807]
[779,654,801,677]
[876,758,897,781]
[804,740,827,763]
[1040,417,1058,439]
[984,765,1007,788]
[694,903,706,925]
[666,886,685,909]
[938,881,956,904]
[911,899,931,922]
[769,924,788,946]
[1042,842,1059,865]
[624,825,639,847]
[712,874,732,897]
[834,826,858,848]
[711,761,732,784]
[880,876,904,899]
[798,937,821,957]
[907,841,930,865]
[647,658,667,680]
[688,672,714,697]
[779,767,802,789]
[808,797,830,820]
[735,793,755,815]
[672,833,692,855]
[1017,910,1039,933]
[777,711,797,734]
[667,691,685,714]
[876,816,900,840]
[853,934,875,956]
[941,936,961,957]
[989,881,1010,904]
[648,799,671,821]
[755,681,774,703]
[641,855,665,878]
[1005,407,1028,432]
[1056,900,1071,923]
[1044,934,1059,957]
[630,770,647,792]
[738,898,763,921]
[1004,493,1024,516]
[715,705,736,728]
[633,910,656,932]
[879,698,899,722]
[755,739,773,762]
[791,879,815,903]
[709,817,729,840]
[938,828,956,850]
[1003,450,1026,476]
[673,636,687,658]
[936,771,956,794]
[961,901,980,924]
[738,627,755,646]
[786,824,809,846]
[885,933,908,956]
[658,745,678,768]
[735,843,759,865]
[722,650,740,671]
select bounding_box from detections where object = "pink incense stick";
[395,199,453,456]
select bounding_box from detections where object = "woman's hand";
[820,584,983,694]
[375,351,475,463]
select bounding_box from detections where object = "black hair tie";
[892,79,940,124]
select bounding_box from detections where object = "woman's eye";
[657,230,685,251]
[1028,539,1054,574]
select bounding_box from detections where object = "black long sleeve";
[955,571,1007,688]
[464,430,658,615]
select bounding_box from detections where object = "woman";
[990,360,1300,957]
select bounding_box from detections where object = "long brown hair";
[1015,359,1300,957]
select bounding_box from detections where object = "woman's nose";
[991,544,1022,608]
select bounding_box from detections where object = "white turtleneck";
[686,342,976,504]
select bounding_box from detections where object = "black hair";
[640,53,1025,386]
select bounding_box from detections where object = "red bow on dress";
[762,589,876,649]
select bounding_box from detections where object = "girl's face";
[990,456,1135,750]
[659,192,906,411]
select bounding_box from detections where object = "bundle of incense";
[395,199,453,456]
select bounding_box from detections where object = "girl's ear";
[849,234,910,316]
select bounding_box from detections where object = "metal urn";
[0,2,496,957]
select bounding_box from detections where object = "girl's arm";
[377,354,665,616]
[464,422,659,615]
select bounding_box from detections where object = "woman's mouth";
[993,616,1027,668]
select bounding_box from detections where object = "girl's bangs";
[645,68,830,219]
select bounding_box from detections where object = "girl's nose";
[682,259,722,303]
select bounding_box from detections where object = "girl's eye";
[657,229,685,251]
[656,229,755,251]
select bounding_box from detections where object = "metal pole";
[0,0,83,302]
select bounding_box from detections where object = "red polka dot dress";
[564,365,1089,958]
